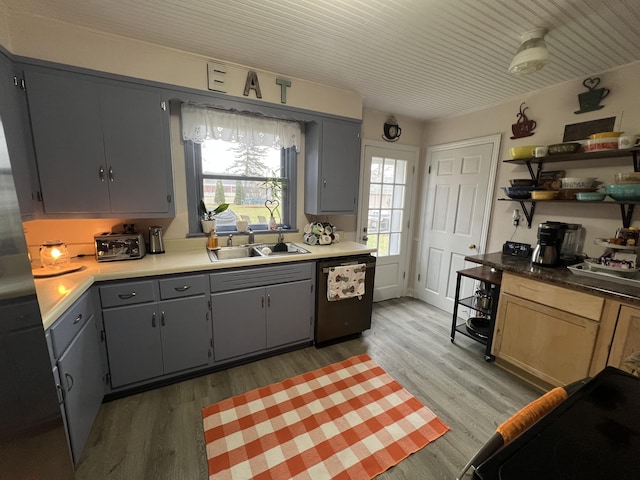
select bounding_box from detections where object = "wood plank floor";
[75,298,540,479]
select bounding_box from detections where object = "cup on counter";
[319,234,332,245]
[618,135,640,149]
[312,223,324,235]
[330,232,340,243]
[532,146,548,157]
[303,233,318,245]
[303,223,313,234]
[235,220,248,232]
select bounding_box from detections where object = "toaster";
[94,232,146,262]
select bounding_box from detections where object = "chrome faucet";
[227,234,233,247]
[248,228,254,244]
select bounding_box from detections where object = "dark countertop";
[465,252,640,306]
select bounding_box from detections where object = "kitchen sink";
[207,245,263,261]
[207,242,310,262]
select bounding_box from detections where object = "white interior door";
[414,135,501,312]
[358,142,418,302]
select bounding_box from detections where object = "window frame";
[185,139,298,236]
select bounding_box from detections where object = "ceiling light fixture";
[508,28,550,76]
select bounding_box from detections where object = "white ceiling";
[5,0,640,121]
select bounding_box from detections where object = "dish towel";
[327,263,366,301]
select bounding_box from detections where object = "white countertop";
[34,240,375,330]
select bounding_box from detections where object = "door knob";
[362,235,368,242]
[468,244,477,249]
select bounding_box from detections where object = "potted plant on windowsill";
[199,200,229,234]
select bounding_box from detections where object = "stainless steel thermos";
[148,226,165,254]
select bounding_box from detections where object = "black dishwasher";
[315,254,376,345]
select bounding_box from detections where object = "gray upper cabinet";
[305,118,361,215]
[23,66,174,217]
[0,53,40,218]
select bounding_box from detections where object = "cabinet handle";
[323,178,327,187]
[152,312,156,328]
[118,292,136,299]
[261,296,265,308]
[174,285,191,292]
[108,166,114,181]
[56,383,65,404]
[65,372,74,392]
[267,295,271,307]
[99,166,105,182]
[73,313,82,324]
[161,311,166,326]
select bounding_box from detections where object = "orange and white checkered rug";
[202,354,450,479]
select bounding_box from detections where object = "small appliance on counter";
[94,227,146,262]
[531,221,568,267]
[148,226,165,254]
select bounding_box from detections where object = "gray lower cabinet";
[47,289,104,463]
[100,275,211,390]
[305,117,361,215]
[57,316,105,463]
[210,263,315,362]
[23,65,174,217]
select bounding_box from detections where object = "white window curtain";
[181,103,301,151]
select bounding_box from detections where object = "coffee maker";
[531,222,568,266]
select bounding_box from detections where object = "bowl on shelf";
[614,172,640,184]
[557,188,595,200]
[531,190,558,200]
[502,186,537,199]
[585,137,619,152]
[509,178,536,187]
[509,146,537,160]
[561,177,596,189]
[589,131,624,139]
[575,191,606,201]
[604,184,640,201]
[548,142,581,155]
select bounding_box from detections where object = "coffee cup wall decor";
[382,116,402,142]
[575,77,610,114]
[510,102,537,139]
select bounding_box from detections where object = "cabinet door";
[0,55,39,217]
[24,67,110,214]
[608,305,640,371]
[211,287,266,361]
[57,316,104,463]
[320,119,360,213]
[103,303,163,387]
[305,118,361,215]
[266,280,312,349]
[493,292,599,387]
[159,295,211,374]
[100,83,173,215]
